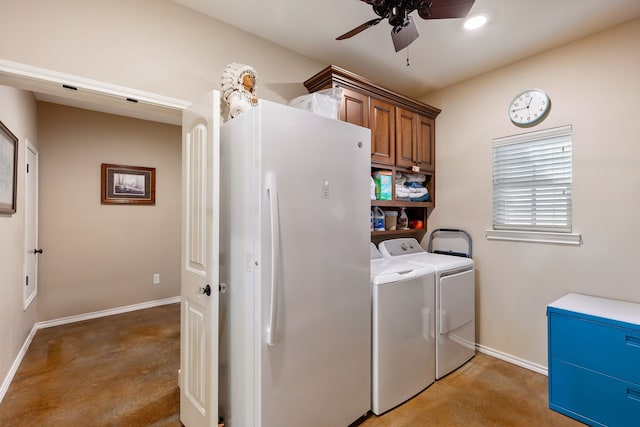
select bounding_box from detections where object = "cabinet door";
[415,113,435,171]
[339,87,369,128]
[396,108,435,171]
[395,107,417,169]
[370,97,395,165]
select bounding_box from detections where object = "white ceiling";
[2,1,639,124]
[174,0,640,97]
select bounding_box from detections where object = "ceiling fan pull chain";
[406,47,411,67]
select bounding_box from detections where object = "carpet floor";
[0,303,582,426]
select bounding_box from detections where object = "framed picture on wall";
[0,120,18,215]
[101,163,156,205]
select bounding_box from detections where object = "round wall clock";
[508,89,551,127]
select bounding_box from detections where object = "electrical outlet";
[153,273,160,285]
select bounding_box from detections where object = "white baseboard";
[476,343,548,376]
[0,324,38,404]
[0,296,180,404]
[36,296,180,329]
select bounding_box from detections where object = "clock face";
[509,89,550,126]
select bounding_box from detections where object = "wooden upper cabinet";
[370,97,395,165]
[339,88,369,128]
[303,65,440,169]
[416,113,435,171]
[395,107,417,169]
[396,108,435,171]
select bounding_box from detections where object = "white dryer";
[370,243,436,414]
[378,238,475,380]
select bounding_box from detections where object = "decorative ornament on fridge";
[221,63,259,121]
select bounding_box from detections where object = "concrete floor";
[358,352,582,427]
[0,304,181,426]
[0,303,582,426]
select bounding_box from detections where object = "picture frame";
[101,163,156,205]
[0,120,18,215]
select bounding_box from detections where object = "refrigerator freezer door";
[258,102,371,426]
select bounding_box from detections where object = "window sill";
[485,229,582,246]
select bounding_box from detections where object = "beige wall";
[0,0,325,105]
[422,18,640,367]
[0,86,38,387]
[36,103,181,321]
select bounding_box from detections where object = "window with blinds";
[492,125,572,233]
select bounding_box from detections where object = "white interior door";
[24,141,39,309]
[180,90,221,427]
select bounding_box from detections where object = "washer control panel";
[378,238,426,257]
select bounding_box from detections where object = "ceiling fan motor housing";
[373,4,390,17]
[371,1,432,25]
[389,6,407,26]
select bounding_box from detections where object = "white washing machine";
[378,238,475,380]
[370,243,436,414]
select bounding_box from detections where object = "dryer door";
[439,269,475,334]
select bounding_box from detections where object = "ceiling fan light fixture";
[463,14,487,30]
[391,16,419,52]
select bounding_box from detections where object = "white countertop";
[548,293,640,326]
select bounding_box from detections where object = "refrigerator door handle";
[265,173,279,346]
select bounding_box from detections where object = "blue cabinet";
[547,293,640,426]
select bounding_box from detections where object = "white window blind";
[492,125,572,233]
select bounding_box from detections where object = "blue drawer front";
[550,360,640,427]
[549,312,640,384]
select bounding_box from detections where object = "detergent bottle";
[373,207,385,231]
[370,177,376,200]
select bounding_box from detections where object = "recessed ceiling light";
[463,14,488,30]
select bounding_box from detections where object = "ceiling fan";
[337,0,476,52]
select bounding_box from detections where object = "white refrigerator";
[218,100,372,427]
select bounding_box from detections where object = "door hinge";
[26,163,29,173]
[26,276,29,287]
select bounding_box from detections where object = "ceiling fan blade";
[336,18,383,40]
[420,0,475,20]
